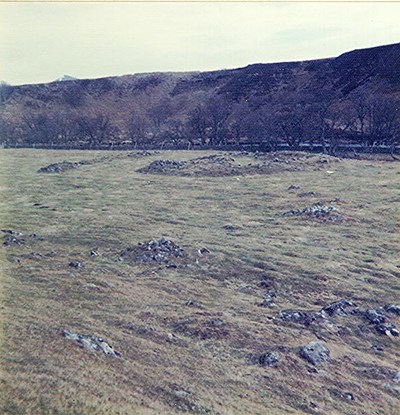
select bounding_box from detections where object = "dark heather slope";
[1,42,400,145]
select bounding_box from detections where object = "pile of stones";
[37,160,83,173]
[120,238,185,264]
[277,299,399,337]
[137,159,185,174]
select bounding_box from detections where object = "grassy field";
[0,149,399,415]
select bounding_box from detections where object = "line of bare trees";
[1,89,399,154]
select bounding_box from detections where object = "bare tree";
[126,113,150,147]
[0,81,14,104]
[77,114,119,147]
[187,105,209,145]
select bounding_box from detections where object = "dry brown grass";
[0,149,399,415]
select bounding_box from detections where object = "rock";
[90,250,99,257]
[62,329,120,357]
[82,283,98,289]
[185,300,200,307]
[238,285,255,294]
[208,318,224,327]
[197,247,210,256]
[365,309,386,324]
[376,322,399,336]
[288,184,300,190]
[100,281,116,288]
[259,352,279,367]
[3,235,25,246]
[69,261,83,269]
[371,344,384,352]
[279,309,312,325]
[300,341,330,366]
[383,382,400,394]
[343,392,355,401]
[385,304,400,315]
[321,300,356,316]
[259,290,276,307]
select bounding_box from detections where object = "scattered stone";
[300,341,330,366]
[3,235,25,246]
[279,309,312,325]
[288,184,300,190]
[321,300,356,316]
[365,309,386,324]
[385,304,400,315]
[283,204,338,220]
[1,229,23,236]
[259,352,279,367]
[298,191,318,197]
[371,344,384,352]
[376,323,399,337]
[69,261,83,269]
[62,329,120,357]
[90,249,99,257]
[259,290,277,307]
[197,247,211,256]
[120,238,184,264]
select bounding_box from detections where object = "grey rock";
[259,352,279,367]
[82,283,98,289]
[259,290,277,307]
[383,382,400,394]
[365,309,386,324]
[288,184,300,190]
[197,247,211,256]
[385,304,400,315]
[208,318,224,327]
[3,235,25,246]
[279,309,312,325]
[376,322,399,336]
[238,285,255,294]
[69,261,83,269]
[300,341,330,366]
[321,299,355,316]
[62,329,120,357]
[371,344,384,352]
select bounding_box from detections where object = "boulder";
[62,329,120,357]
[259,352,279,367]
[300,341,330,365]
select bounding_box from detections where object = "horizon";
[1,2,400,86]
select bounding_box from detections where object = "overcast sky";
[1,2,400,85]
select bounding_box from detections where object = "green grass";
[0,149,399,415]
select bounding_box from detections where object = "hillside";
[1,43,400,149]
[0,149,399,414]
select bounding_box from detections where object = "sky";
[1,2,400,85]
